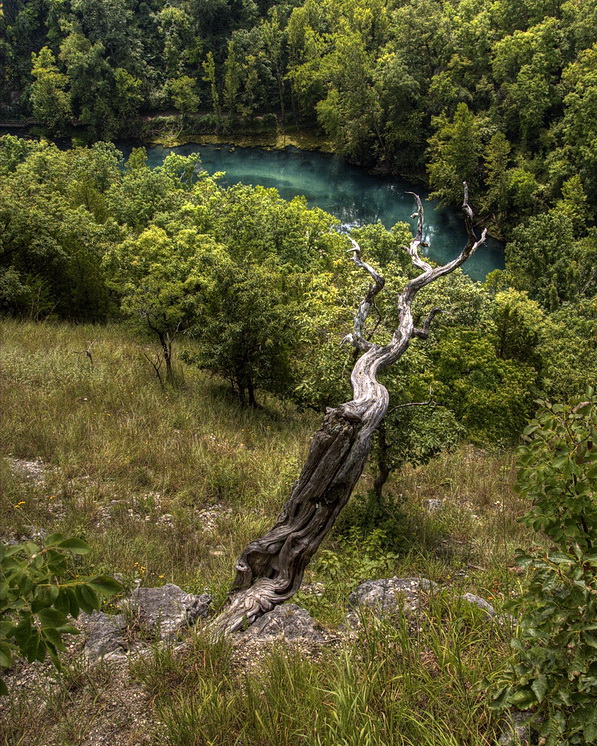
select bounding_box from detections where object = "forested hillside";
[4,0,597,238]
[1,136,595,453]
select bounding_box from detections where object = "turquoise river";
[139,143,504,282]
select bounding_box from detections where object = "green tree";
[202,51,222,125]
[491,17,567,145]
[561,44,597,202]
[30,47,72,134]
[481,131,511,220]
[538,300,597,401]
[155,5,200,77]
[505,210,597,308]
[103,225,216,385]
[59,30,116,137]
[428,103,483,205]
[492,288,546,368]
[168,75,200,121]
[0,138,120,320]
[430,329,537,444]
[192,259,301,406]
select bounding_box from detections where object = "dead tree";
[212,187,487,635]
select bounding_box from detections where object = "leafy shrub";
[492,390,597,745]
[0,535,122,694]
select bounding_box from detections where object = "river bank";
[1,125,503,276]
[0,116,426,184]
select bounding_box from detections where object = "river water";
[139,143,503,281]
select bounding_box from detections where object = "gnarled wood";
[212,186,487,635]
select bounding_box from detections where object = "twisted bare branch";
[344,237,386,352]
[413,308,443,339]
[404,192,432,273]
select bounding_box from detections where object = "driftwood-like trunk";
[212,188,486,635]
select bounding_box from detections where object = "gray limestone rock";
[81,611,127,660]
[461,592,497,618]
[348,577,438,616]
[129,584,212,640]
[239,604,328,645]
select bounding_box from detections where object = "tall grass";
[130,598,509,746]
[0,319,315,595]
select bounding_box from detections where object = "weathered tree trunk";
[212,188,486,635]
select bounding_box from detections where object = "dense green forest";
[4,0,597,236]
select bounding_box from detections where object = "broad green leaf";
[37,607,67,629]
[21,542,40,556]
[13,617,32,646]
[88,575,122,596]
[41,627,66,651]
[55,624,79,636]
[54,589,71,615]
[45,534,65,546]
[75,585,95,614]
[31,585,60,612]
[0,643,12,668]
[532,674,548,702]
[56,538,90,555]
[508,688,537,709]
[24,630,42,663]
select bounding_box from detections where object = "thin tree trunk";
[247,375,257,408]
[212,187,486,635]
[373,420,391,502]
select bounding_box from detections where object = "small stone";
[129,584,212,640]
[461,593,497,618]
[348,577,438,616]
[498,711,532,745]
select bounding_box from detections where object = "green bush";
[0,535,122,694]
[492,389,597,745]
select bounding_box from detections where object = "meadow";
[0,319,533,745]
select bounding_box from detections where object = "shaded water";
[141,144,504,281]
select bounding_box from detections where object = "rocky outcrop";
[81,584,212,659]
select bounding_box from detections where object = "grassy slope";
[0,320,533,745]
